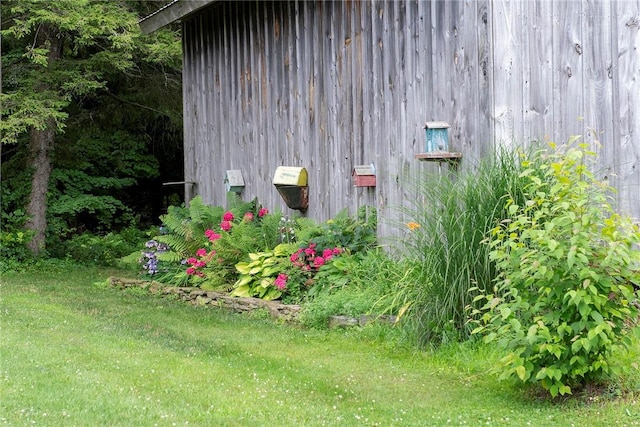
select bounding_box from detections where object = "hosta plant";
[470,140,640,397]
[231,244,295,301]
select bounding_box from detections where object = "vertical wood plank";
[613,0,640,218]
[179,0,640,235]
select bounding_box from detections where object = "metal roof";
[138,0,218,34]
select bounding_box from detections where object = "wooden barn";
[140,0,640,237]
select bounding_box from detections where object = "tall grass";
[390,145,531,345]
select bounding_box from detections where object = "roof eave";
[139,0,219,34]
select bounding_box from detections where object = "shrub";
[0,229,34,271]
[57,228,148,266]
[390,145,530,344]
[470,140,640,397]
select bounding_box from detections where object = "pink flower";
[196,248,207,257]
[274,273,288,290]
[258,208,269,217]
[220,220,232,231]
[322,248,334,259]
[333,247,342,255]
[187,257,197,265]
[313,256,325,268]
[186,267,196,275]
[243,212,254,222]
[304,247,315,257]
[290,252,299,263]
[205,229,221,241]
[223,211,234,221]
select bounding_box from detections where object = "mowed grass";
[1,267,639,426]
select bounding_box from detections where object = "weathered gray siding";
[490,0,640,218]
[181,0,640,238]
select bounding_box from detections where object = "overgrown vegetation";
[470,140,640,397]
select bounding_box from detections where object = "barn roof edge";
[138,0,219,34]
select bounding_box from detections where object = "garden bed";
[107,277,396,328]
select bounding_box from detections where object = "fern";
[154,196,225,258]
[155,234,192,258]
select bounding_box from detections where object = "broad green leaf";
[233,276,252,287]
[235,262,251,274]
[567,245,577,268]
[231,284,251,297]
[262,267,281,276]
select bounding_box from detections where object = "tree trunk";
[25,27,62,255]
[25,124,56,254]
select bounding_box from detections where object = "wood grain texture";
[180,0,640,239]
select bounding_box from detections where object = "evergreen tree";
[1,0,181,255]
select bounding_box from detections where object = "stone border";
[107,277,301,321]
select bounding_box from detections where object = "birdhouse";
[272,166,308,212]
[224,170,245,194]
[424,121,450,152]
[352,164,376,187]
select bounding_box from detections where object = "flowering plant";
[290,243,343,272]
[175,202,283,290]
[232,244,294,300]
[139,239,170,275]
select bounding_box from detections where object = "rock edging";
[107,277,301,321]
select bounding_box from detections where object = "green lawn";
[1,266,638,426]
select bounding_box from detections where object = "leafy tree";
[1,0,181,255]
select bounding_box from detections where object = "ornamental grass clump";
[470,139,640,397]
[390,145,530,344]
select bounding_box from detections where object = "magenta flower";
[333,247,342,255]
[313,256,326,268]
[322,248,334,259]
[223,211,234,221]
[243,212,254,222]
[196,248,208,257]
[258,208,269,217]
[186,267,196,275]
[220,220,232,231]
[274,273,288,290]
[187,257,197,265]
[205,229,222,241]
